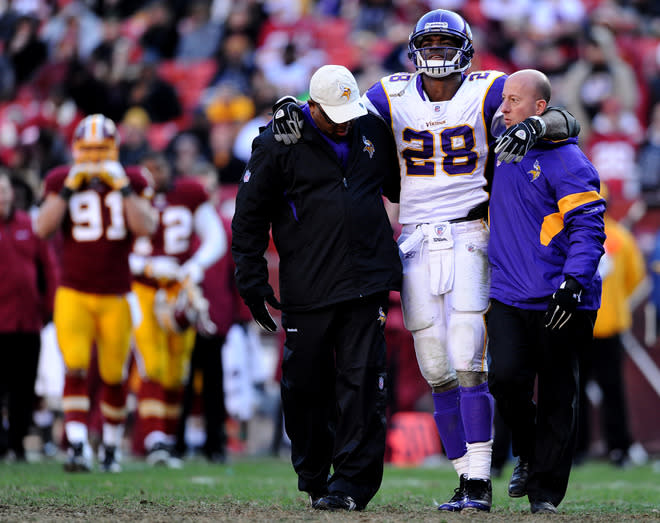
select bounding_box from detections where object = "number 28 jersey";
[363,71,506,225]
[43,165,152,295]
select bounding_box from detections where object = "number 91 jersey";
[363,71,505,225]
[43,165,152,295]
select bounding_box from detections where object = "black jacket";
[231,111,402,312]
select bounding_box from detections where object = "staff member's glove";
[494,116,547,163]
[272,96,304,145]
[246,293,281,333]
[544,277,582,331]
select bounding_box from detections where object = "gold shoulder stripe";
[540,191,603,246]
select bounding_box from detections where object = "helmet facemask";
[411,38,469,78]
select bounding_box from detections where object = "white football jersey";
[363,71,506,225]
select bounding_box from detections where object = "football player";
[35,113,157,472]
[128,151,226,467]
[269,9,581,512]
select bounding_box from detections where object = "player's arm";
[124,191,157,237]
[178,201,227,284]
[495,107,580,163]
[35,165,89,239]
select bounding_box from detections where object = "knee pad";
[411,324,456,388]
[448,310,487,372]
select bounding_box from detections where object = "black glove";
[271,96,304,145]
[246,294,281,333]
[544,277,582,331]
[494,115,547,163]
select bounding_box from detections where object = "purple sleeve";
[484,74,506,128]
[364,81,392,128]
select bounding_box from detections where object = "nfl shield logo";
[243,169,251,182]
[435,224,446,236]
[378,376,385,390]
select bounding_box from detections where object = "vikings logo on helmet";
[377,306,387,326]
[408,9,474,78]
[362,136,375,158]
[72,113,120,164]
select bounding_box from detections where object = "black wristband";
[59,186,74,201]
[119,184,133,197]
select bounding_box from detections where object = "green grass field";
[1,455,659,522]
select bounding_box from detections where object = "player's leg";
[54,287,95,471]
[399,226,467,511]
[131,282,170,463]
[447,220,493,512]
[96,293,134,472]
[162,325,196,468]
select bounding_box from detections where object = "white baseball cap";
[309,65,368,124]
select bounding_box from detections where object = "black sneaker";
[315,494,361,511]
[437,474,467,511]
[463,478,492,512]
[508,457,530,497]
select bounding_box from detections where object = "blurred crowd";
[1,0,660,465]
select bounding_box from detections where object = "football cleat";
[438,474,467,511]
[146,442,171,467]
[100,445,121,473]
[463,478,492,512]
[64,442,92,472]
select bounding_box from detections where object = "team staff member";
[232,65,401,512]
[0,171,58,461]
[36,114,157,472]
[487,70,605,514]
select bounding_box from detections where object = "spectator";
[175,0,223,61]
[560,25,639,143]
[123,59,183,123]
[139,1,179,62]
[576,182,650,468]
[6,14,48,86]
[0,171,58,461]
[638,101,660,205]
[232,64,401,511]
[119,107,152,166]
[487,69,605,515]
[35,113,157,472]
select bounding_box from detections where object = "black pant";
[487,300,595,507]
[577,334,632,457]
[280,292,389,509]
[175,332,227,458]
[0,332,41,457]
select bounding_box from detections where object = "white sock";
[103,423,124,448]
[65,421,88,446]
[467,439,493,480]
[451,453,470,478]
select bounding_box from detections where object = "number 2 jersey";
[43,165,152,295]
[363,71,506,225]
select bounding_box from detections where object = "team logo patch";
[340,86,351,101]
[362,136,375,158]
[243,169,251,183]
[527,159,541,182]
[377,306,387,326]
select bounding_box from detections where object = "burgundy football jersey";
[133,177,208,286]
[43,165,152,294]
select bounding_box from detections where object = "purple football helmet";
[408,9,474,78]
